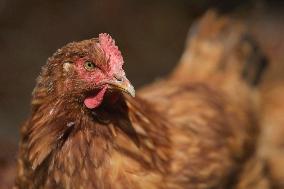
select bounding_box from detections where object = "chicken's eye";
[84,61,96,71]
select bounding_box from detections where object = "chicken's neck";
[19,93,168,188]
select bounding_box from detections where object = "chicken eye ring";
[84,61,96,71]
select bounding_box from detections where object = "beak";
[107,75,135,97]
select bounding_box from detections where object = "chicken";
[258,86,284,189]
[249,13,284,188]
[15,33,169,189]
[15,12,268,189]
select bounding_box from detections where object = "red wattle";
[84,86,107,109]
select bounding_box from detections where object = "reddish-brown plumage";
[15,34,169,189]
[15,13,268,189]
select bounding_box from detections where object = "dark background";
[0,0,283,143]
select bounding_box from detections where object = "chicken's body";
[16,95,170,189]
[15,12,267,189]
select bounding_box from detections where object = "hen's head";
[36,33,134,109]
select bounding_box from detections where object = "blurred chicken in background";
[140,11,270,189]
[248,7,284,188]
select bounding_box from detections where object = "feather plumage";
[15,12,268,189]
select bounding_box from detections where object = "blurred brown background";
[0,0,283,144]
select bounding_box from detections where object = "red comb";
[98,33,124,70]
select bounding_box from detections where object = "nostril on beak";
[114,74,123,82]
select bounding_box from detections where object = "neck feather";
[18,92,171,188]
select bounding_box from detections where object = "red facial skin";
[71,34,127,109]
[73,57,111,109]
[75,57,109,84]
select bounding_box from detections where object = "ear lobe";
[63,62,73,72]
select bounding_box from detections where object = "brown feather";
[15,12,267,189]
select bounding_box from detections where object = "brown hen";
[15,12,268,189]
